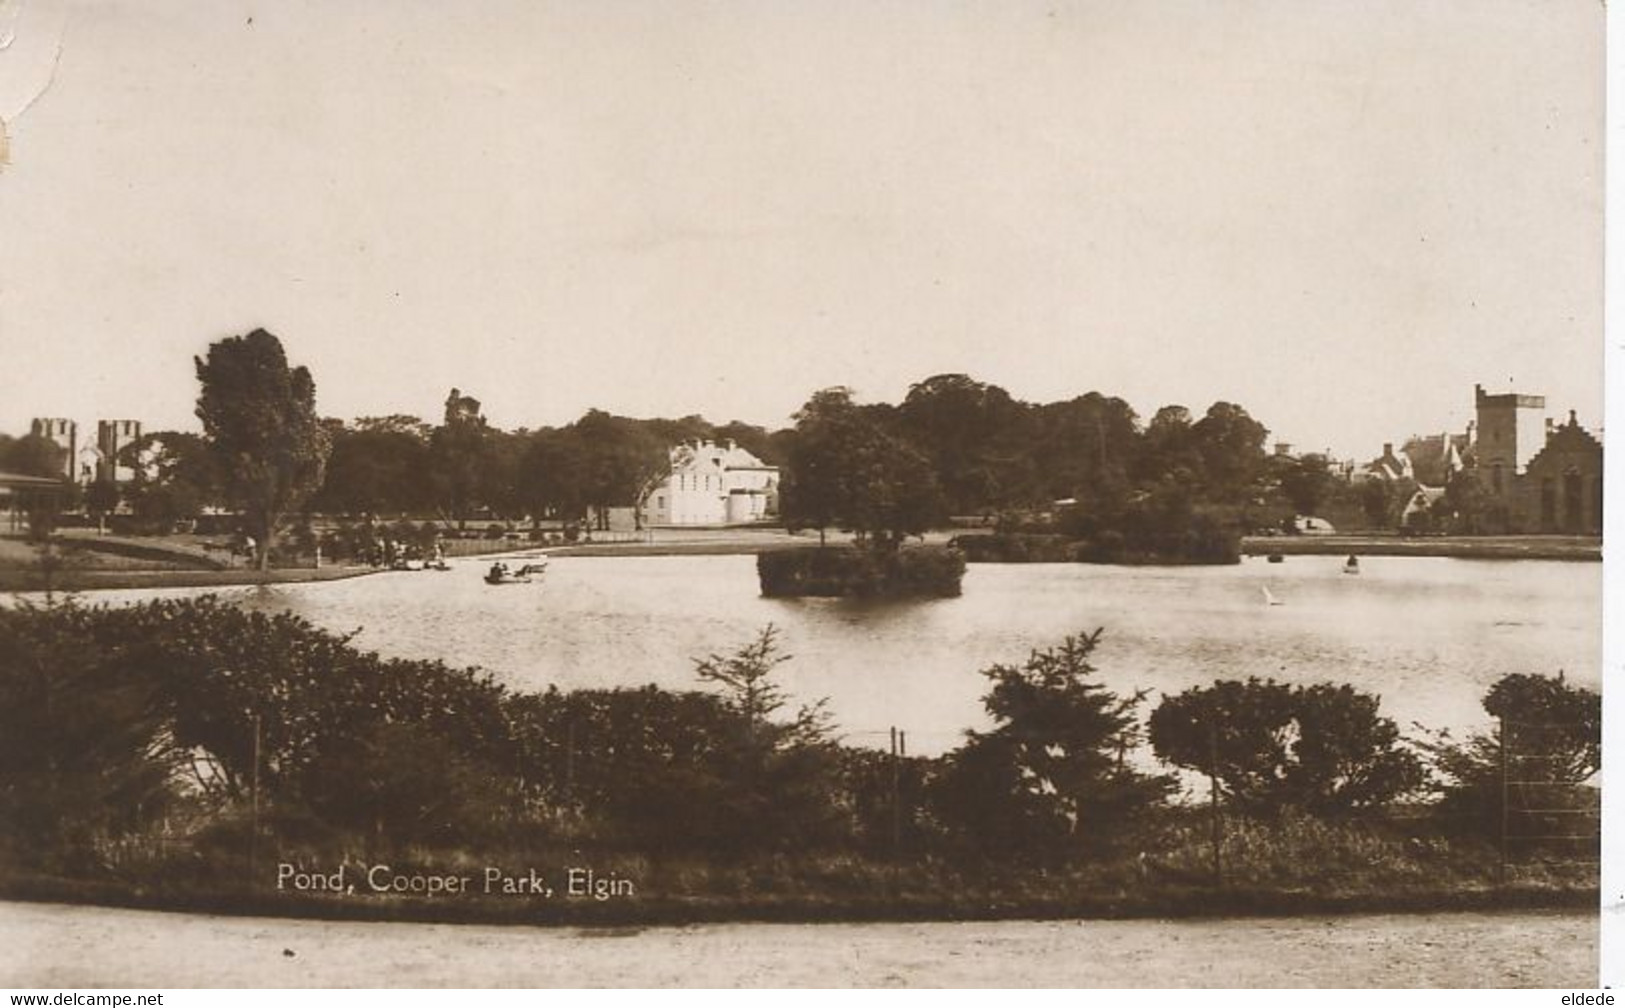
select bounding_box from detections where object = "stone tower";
[27,418,77,480]
[96,419,143,483]
[1473,383,1545,500]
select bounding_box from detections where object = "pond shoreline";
[1240,534,1600,561]
[2,530,1600,593]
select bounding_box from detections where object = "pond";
[69,553,1602,761]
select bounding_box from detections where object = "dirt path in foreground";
[0,901,1596,987]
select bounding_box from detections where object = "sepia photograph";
[0,0,1609,990]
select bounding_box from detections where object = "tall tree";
[1277,453,1336,517]
[428,388,492,519]
[782,387,942,549]
[194,329,331,569]
[569,410,670,530]
[933,630,1174,859]
[898,373,1026,514]
[1190,402,1268,502]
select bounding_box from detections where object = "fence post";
[890,727,901,857]
[1209,721,1223,886]
[250,711,261,884]
[1498,715,1509,886]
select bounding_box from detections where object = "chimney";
[1569,409,1578,426]
[1382,442,1393,457]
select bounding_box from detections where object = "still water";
[75,554,1601,759]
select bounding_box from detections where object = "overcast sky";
[0,0,1604,458]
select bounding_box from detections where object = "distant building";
[27,417,146,485]
[29,418,77,480]
[1399,430,1471,487]
[1362,442,1413,483]
[1362,385,1602,534]
[1472,384,1546,502]
[1522,411,1603,534]
[1401,485,1447,528]
[97,420,142,483]
[645,440,779,526]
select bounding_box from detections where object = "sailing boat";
[1261,585,1284,606]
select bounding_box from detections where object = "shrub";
[1419,672,1600,839]
[757,545,964,598]
[299,720,511,847]
[1148,678,1426,816]
[950,534,1079,563]
[0,600,184,871]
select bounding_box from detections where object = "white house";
[645,440,779,526]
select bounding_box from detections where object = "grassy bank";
[0,810,1595,928]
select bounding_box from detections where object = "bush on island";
[757,544,965,598]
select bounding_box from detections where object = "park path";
[0,901,1597,987]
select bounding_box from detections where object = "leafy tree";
[116,432,220,532]
[1278,453,1336,516]
[1140,405,1202,483]
[782,387,942,549]
[0,434,67,479]
[1029,393,1140,508]
[569,410,669,529]
[1148,678,1425,816]
[898,373,1026,514]
[194,330,331,568]
[1441,470,1492,535]
[1360,478,1393,528]
[428,388,492,518]
[712,421,780,464]
[314,419,432,516]
[933,630,1174,859]
[1190,402,1268,502]
[517,427,590,523]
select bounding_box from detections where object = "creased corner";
[8,15,63,125]
[0,0,21,52]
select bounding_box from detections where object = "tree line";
[5,329,1459,560]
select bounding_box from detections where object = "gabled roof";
[670,440,776,473]
[1401,433,1470,486]
[1525,415,1603,473]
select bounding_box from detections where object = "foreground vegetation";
[0,597,1598,923]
